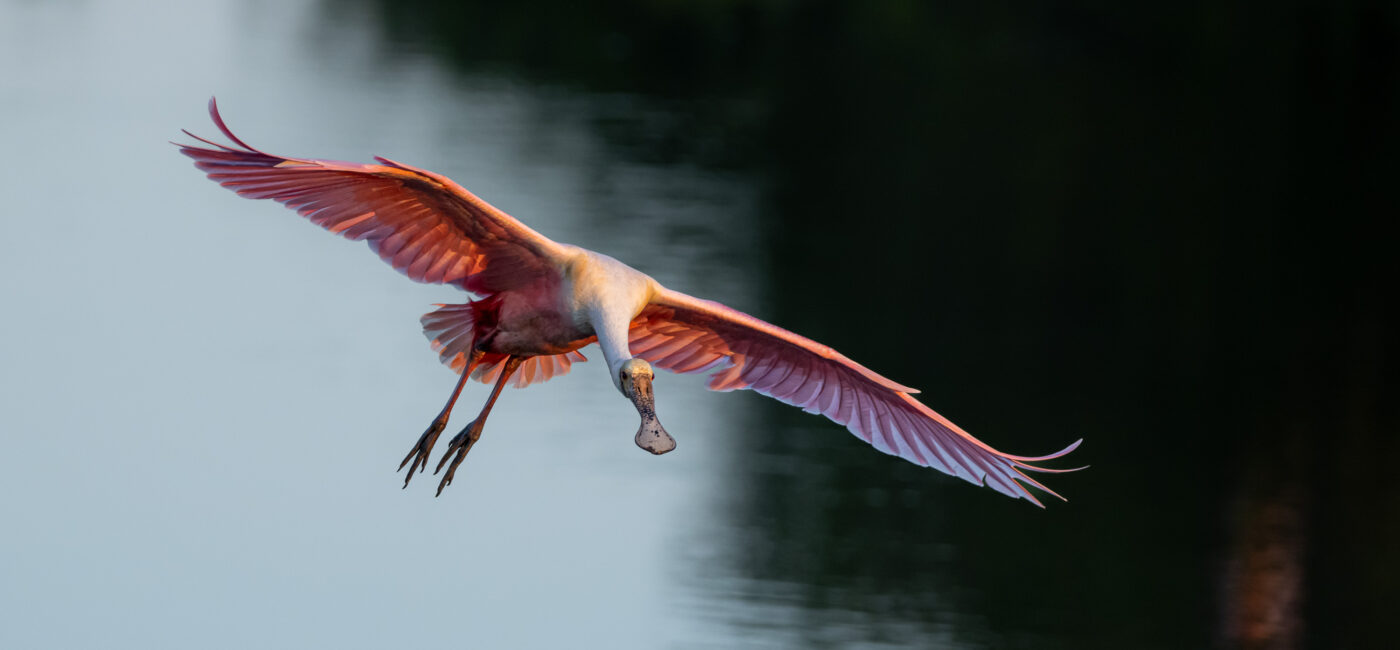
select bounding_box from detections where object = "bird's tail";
[420,302,587,389]
[421,303,481,374]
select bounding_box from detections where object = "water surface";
[2,1,1396,648]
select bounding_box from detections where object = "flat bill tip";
[635,419,676,455]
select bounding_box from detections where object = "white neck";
[570,250,658,393]
[593,308,634,392]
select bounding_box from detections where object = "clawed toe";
[403,354,517,496]
[398,418,448,487]
[433,421,480,496]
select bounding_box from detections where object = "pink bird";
[178,99,1082,504]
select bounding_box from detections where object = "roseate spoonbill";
[177,99,1082,504]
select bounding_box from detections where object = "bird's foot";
[398,417,448,487]
[433,419,482,496]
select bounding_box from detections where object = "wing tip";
[177,96,272,159]
[203,96,266,154]
[1004,437,1084,463]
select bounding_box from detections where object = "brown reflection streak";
[1221,435,1307,650]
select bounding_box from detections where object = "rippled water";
[4,2,1397,649]
[0,2,767,647]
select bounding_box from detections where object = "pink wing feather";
[179,99,586,388]
[177,98,568,295]
[631,287,1082,506]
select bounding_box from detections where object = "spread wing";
[630,287,1082,506]
[177,98,569,294]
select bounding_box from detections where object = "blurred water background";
[1,1,1396,648]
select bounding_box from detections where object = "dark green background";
[364,2,1397,647]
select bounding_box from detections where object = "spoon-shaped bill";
[627,373,675,454]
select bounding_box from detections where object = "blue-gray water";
[2,1,1396,648]
[0,2,761,647]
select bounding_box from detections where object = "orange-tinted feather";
[178,98,568,295]
[629,287,1082,506]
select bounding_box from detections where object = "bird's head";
[618,358,654,400]
[618,358,675,455]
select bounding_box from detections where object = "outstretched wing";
[629,287,1082,506]
[177,98,569,294]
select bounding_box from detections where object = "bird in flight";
[178,99,1082,504]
